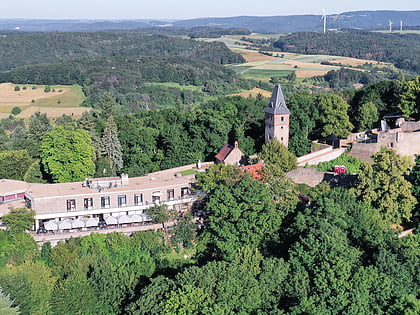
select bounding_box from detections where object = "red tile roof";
[241,163,264,180]
[215,144,233,162]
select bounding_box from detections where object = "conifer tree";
[99,116,123,174]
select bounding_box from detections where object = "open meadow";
[0,83,88,119]
[200,34,393,82]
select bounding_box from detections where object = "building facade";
[0,164,209,231]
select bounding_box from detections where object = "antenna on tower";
[400,20,403,31]
[321,9,327,34]
[388,20,393,32]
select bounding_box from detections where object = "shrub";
[44,86,51,92]
[22,86,27,90]
[11,107,21,115]
[14,86,20,91]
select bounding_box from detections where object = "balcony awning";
[71,219,85,229]
[58,220,72,230]
[44,221,58,230]
[85,217,99,227]
[117,214,132,224]
[130,214,143,223]
[105,216,118,225]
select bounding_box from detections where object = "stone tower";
[264,84,290,146]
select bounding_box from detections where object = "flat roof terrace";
[26,162,213,200]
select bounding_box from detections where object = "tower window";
[281,137,284,141]
[281,117,284,121]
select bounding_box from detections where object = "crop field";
[227,49,342,80]
[225,46,393,81]
[229,87,272,98]
[0,83,87,118]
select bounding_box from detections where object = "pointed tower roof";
[264,84,290,115]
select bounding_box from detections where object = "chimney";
[234,141,239,149]
[121,173,129,186]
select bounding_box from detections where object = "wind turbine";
[321,9,327,34]
[388,20,393,32]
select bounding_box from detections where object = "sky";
[1,0,418,20]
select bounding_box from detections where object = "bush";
[44,86,51,92]
[32,86,37,90]
[14,86,20,91]
[31,99,35,103]
[11,107,21,115]
[22,86,27,90]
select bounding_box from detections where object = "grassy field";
[0,83,87,119]
[202,34,392,82]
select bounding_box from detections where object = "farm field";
[204,34,393,82]
[227,49,343,80]
[229,87,272,98]
[0,83,87,118]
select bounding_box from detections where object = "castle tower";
[264,84,290,146]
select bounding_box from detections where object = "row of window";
[66,188,190,211]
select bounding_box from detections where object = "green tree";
[198,164,284,261]
[99,116,123,174]
[316,93,354,138]
[1,207,35,232]
[40,125,96,182]
[0,261,56,315]
[287,90,318,156]
[146,204,176,229]
[23,160,47,183]
[172,215,196,248]
[356,100,379,131]
[356,147,416,225]
[398,76,420,118]
[11,107,21,116]
[0,288,19,315]
[0,230,38,266]
[0,150,32,180]
[258,138,297,177]
[27,111,51,158]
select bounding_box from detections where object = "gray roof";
[264,84,290,115]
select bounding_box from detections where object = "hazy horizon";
[1,0,418,20]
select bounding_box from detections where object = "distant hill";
[1,10,418,33]
[173,10,420,33]
[0,32,244,71]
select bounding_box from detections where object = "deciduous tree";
[356,147,415,225]
[40,125,96,182]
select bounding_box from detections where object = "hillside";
[172,10,420,33]
[0,56,248,108]
[272,31,420,73]
[0,32,245,71]
[0,11,419,33]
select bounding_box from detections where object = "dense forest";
[0,156,419,314]
[0,32,245,71]
[273,31,420,73]
[0,55,255,108]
